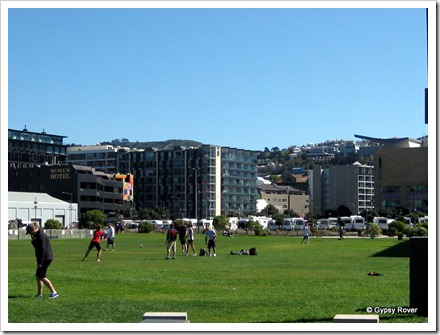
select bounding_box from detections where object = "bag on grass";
[199,248,207,256]
[249,247,257,256]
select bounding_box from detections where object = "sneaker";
[213,253,216,257]
[103,249,108,251]
[97,259,101,262]
[165,257,170,260]
[49,292,59,299]
[193,254,197,256]
[35,294,42,298]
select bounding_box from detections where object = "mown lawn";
[7,232,428,327]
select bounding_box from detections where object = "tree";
[264,204,279,217]
[213,215,229,231]
[80,210,106,229]
[44,219,62,229]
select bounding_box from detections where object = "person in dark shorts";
[82,225,105,262]
[205,226,217,257]
[104,223,116,251]
[26,223,59,299]
[178,223,188,255]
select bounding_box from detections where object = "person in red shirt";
[165,223,178,260]
[82,225,105,262]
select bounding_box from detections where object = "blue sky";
[6,3,431,151]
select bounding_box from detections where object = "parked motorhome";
[350,215,366,230]
[373,217,389,230]
[340,217,352,230]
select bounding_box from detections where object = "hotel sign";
[50,168,71,180]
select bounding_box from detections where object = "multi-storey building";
[356,135,428,213]
[310,162,374,216]
[8,127,68,168]
[257,184,309,215]
[127,145,259,220]
[8,164,131,216]
[67,145,140,174]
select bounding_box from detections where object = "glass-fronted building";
[8,127,68,168]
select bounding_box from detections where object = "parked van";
[340,217,352,230]
[282,218,293,231]
[267,220,280,231]
[373,217,388,230]
[328,217,339,227]
[293,218,305,231]
[317,219,331,229]
[350,215,366,230]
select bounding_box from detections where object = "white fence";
[8,229,95,240]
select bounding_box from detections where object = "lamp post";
[192,168,199,229]
[33,197,38,223]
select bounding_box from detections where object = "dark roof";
[354,134,422,145]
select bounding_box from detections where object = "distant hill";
[66,139,205,150]
[126,139,204,150]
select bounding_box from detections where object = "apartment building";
[258,184,309,215]
[8,127,68,168]
[119,145,258,219]
[310,162,374,215]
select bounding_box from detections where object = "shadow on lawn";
[8,294,29,299]
[371,240,409,258]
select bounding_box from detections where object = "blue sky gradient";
[7,5,429,151]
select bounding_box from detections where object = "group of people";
[165,223,217,259]
[26,221,217,298]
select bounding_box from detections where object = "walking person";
[165,223,178,260]
[186,223,197,256]
[104,223,116,251]
[26,223,59,299]
[205,225,217,257]
[82,225,105,262]
[301,223,309,244]
[178,223,188,255]
[338,221,345,240]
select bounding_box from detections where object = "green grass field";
[8,232,428,325]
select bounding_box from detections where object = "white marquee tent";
[8,192,78,228]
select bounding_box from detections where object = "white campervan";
[340,217,352,230]
[373,217,388,230]
[293,218,305,231]
[350,215,366,230]
[282,218,293,231]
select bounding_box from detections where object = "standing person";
[186,223,197,256]
[26,223,59,299]
[178,223,188,255]
[338,221,345,240]
[301,223,309,244]
[205,225,217,257]
[82,225,105,262]
[104,223,115,251]
[165,223,178,260]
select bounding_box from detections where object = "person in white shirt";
[186,224,197,256]
[301,223,309,245]
[205,226,217,257]
[104,223,116,251]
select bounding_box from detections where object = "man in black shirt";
[26,223,59,299]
